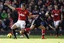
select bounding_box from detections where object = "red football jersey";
[52,10,61,21]
[15,8,29,21]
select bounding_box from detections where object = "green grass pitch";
[0,35,64,43]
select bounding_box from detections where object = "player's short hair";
[21,3,26,8]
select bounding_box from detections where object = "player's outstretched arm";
[49,24,55,31]
[28,12,39,18]
[4,3,15,10]
[45,11,49,17]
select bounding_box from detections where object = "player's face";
[54,5,58,10]
[21,5,25,10]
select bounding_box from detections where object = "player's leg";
[19,21,29,39]
[22,25,35,39]
[56,27,59,37]
[11,21,20,39]
[54,20,60,37]
[23,24,36,39]
[21,22,35,38]
[35,17,46,39]
[23,31,29,39]
[24,19,36,32]
[38,25,46,39]
[20,29,29,39]
[11,24,18,39]
[25,25,35,31]
[26,18,46,39]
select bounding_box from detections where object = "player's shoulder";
[25,9,29,12]
[52,10,55,11]
[58,10,61,12]
[51,10,54,13]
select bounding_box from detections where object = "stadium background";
[0,0,64,36]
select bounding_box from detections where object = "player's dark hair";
[22,3,26,8]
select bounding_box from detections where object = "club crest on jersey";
[20,13,25,16]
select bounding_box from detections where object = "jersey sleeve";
[52,10,54,15]
[26,11,29,16]
[59,10,61,14]
[15,8,21,11]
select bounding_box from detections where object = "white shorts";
[54,20,60,27]
[12,20,26,29]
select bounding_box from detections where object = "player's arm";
[28,12,38,18]
[61,14,63,20]
[45,11,49,17]
[45,21,55,31]
[48,24,55,31]
[4,3,15,10]
[61,11,63,21]
[51,10,54,18]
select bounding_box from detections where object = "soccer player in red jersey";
[51,5,63,37]
[4,3,35,39]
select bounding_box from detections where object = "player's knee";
[20,31,22,34]
[38,25,45,30]
[20,30,24,35]
[30,25,35,30]
[41,26,45,30]
[11,26,14,29]
[11,25,17,29]
[42,27,45,30]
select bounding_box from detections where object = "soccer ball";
[7,33,12,38]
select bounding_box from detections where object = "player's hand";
[53,28,56,31]
[49,25,56,31]
[51,26,56,31]
[45,11,49,17]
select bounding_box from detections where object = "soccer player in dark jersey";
[25,11,55,39]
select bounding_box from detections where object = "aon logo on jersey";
[20,14,25,16]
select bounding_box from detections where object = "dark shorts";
[32,17,42,27]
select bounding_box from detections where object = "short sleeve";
[52,10,54,15]
[26,10,29,16]
[59,10,61,14]
[15,8,21,11]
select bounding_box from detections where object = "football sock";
[56,28,59,37]
[13,29,17,39]
[25,28,31,33]
[42,30,45,39]
[24,31,29,39]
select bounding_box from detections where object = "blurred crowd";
[0,0,64,31]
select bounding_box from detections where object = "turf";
[0,35,64,43]
[0,39,64,43]
[0,35,64,39]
